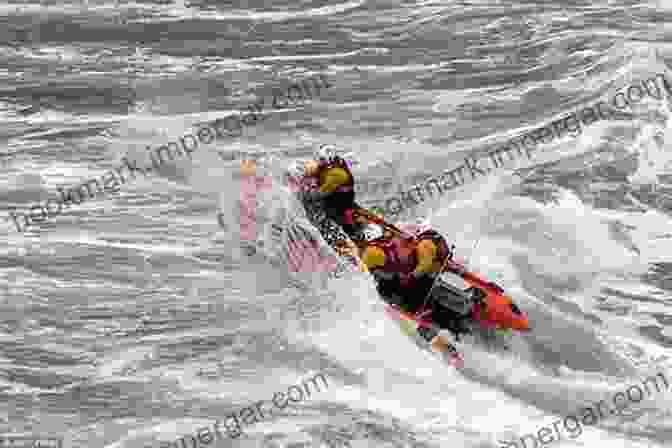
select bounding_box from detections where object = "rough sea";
[1,1,672,447]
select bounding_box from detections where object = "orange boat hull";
[460,270,530,332]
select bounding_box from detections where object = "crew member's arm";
[360,246,385,272]
[414,239,438,274]
[319,167,350,193]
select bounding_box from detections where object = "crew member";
[359,227,453,310]
[336,235,463,355]
[302,150,359,237]
[341,225,471,337]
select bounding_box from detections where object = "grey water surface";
[1,1,672,447]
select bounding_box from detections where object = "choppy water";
[1,0,672,447]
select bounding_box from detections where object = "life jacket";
[317,156,354,193]
[367,229,450,276]
[414,229,451,272]
[367,237,418,275]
